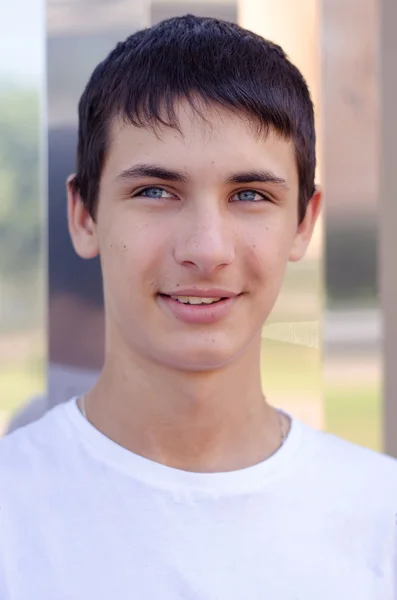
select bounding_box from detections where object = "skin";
[68,102,321,473]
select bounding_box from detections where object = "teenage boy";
[0,15,396,600]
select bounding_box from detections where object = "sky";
[0,0,44,84]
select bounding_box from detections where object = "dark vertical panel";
[46,0,150,405]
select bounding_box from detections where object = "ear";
[289,187,322,262]
[67,174,99,259]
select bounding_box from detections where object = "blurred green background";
[0,84,45,433]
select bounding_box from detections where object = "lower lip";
[158,295,239,324]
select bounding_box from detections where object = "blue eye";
[232,190,267,202]
[136,187,173,199]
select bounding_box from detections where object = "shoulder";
[0,402,74,485]
[5,394,50,434]
[299,420,397,500]
[0,405,76,571]
[0,402,79,528]
[305,422,397,469]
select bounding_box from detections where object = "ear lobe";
[289,187,322,262]
[66,174,99,259]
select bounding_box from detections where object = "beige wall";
[238,0,323,263]
[238,0,321,181]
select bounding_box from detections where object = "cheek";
[245,224,294,280]
[99,215,171,292]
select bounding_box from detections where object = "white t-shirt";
[0,398,396,600]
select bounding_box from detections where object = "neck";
[87,337,285,472]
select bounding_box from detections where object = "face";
[68,103,321,372]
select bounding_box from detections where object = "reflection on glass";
[238,0,323,431]
[261,257,322,430]
[45,0,152,408]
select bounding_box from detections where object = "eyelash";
[133,186,270,203]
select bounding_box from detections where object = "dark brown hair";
[73,14,316,222]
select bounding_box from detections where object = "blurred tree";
[0,85,42,329]
[0,86,41,280]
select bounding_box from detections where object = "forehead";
[104,103,298,185]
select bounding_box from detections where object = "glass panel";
[0,0,46,435]
[46,0,150,406]
[238,0,324,430]
[322,0,382,451]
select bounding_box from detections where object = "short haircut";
[74,14,316,223]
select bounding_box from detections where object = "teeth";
[171,296,222,305]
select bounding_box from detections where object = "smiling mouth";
[158,294,227,305]
[168,295,226,305]
[158,293,239,323]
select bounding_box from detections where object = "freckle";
[252,244,256,249]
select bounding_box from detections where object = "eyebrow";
[116,164,188,183]
[116,164,288,188]
[226,170,288,188]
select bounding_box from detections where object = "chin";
[158,339,245,373]
[167,357,236,373]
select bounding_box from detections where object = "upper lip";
[161,289,239,298]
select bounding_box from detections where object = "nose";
[173,208,236,275]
